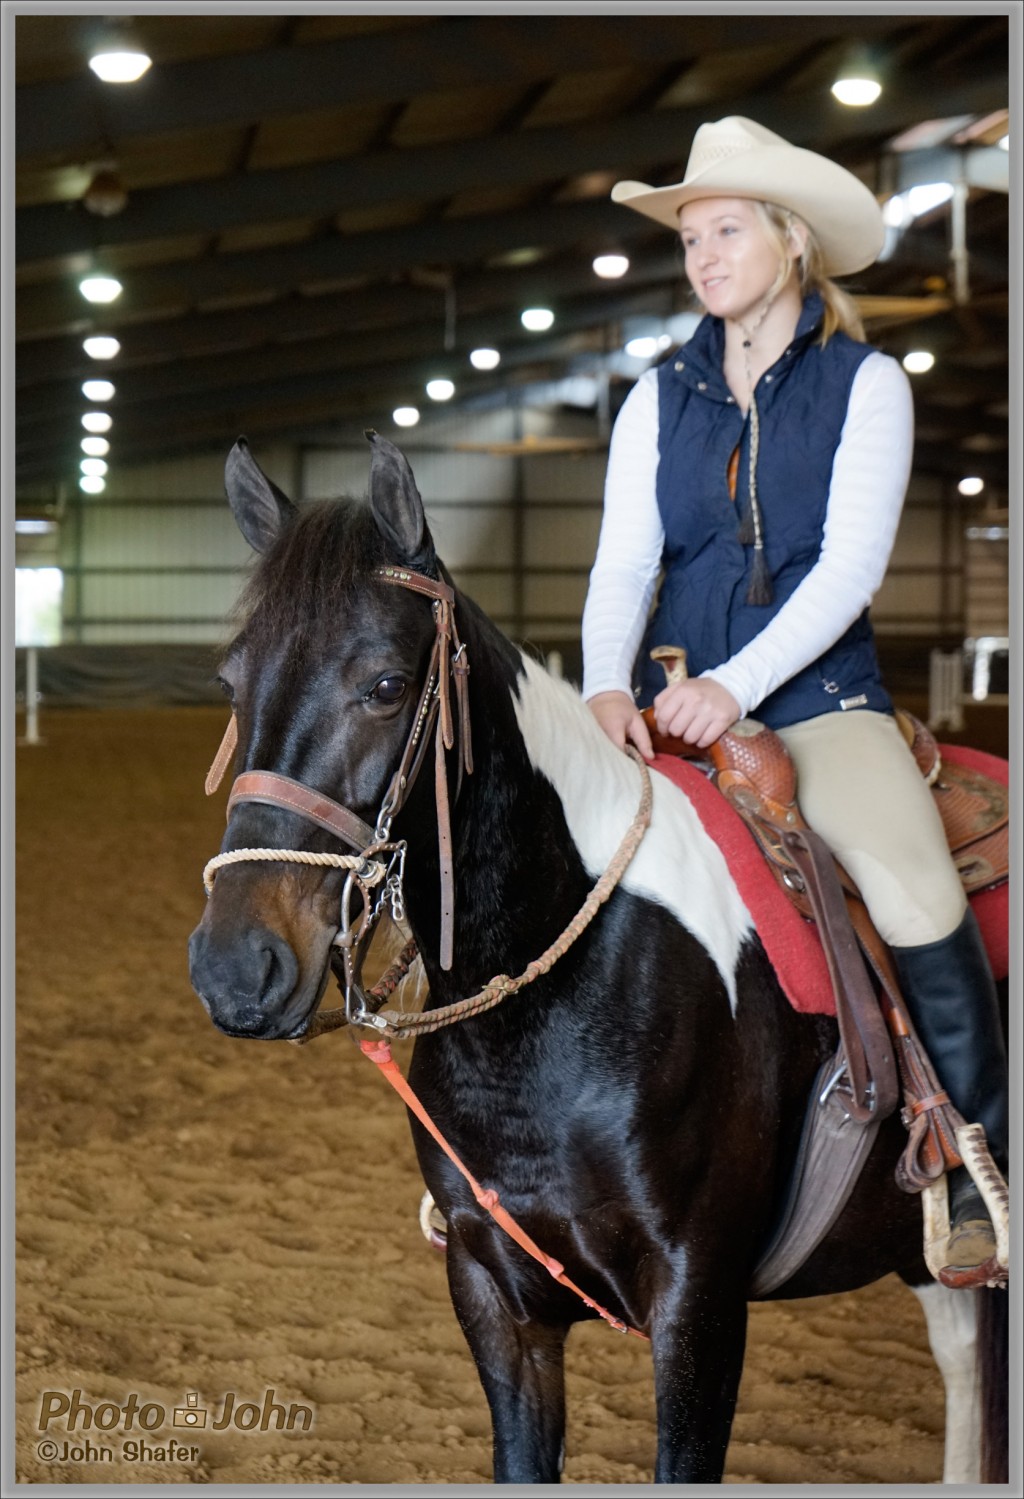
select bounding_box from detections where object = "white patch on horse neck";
[512,653,752,1012]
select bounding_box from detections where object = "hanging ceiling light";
[82,411,113,433]
[83,168,129,218]
[80,475,106,494]
[88,19,152,84]
[83,335,120,360]
[958,477,985,497]
[469,347,501,371]
[79,273,123,304]
[82,379,115,402]
[81,436,111,457]
[426,379,455,402]
[81,457,109,478]
[392,407,420,428]
[831,47,882,107]
[902,351,935,374]
[521,307,554,332]
[593,253,630,279]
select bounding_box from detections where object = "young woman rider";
[582,117,1007,1282]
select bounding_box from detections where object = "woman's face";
[678,197,797,323]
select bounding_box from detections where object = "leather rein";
[204,564,473,1020]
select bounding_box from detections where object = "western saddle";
[642,645,1009,1292]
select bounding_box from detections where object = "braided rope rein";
[318,746,653,1043]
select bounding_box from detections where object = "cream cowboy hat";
[612,116,884,277]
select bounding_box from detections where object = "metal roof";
[14,11,1011,497]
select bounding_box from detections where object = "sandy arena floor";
[15,707,952,1485]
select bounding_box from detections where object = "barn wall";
[16,400,1004,702]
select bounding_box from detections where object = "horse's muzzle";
[187,919,312,1039]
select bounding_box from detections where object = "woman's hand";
[653,678,741,749]
[587,690,654,761]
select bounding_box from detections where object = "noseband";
[203,565,473,1015]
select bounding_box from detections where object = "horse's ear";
[225,437,297,553]
[365,430,436,573]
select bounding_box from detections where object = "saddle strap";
[777,826,898,1123]
[749,1057,881,1298]
[714,747,971,1189]
[841,902,967,1189]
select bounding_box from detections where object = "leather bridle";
[204,564,473,1017]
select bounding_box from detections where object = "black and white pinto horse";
[189,435,1006,1484]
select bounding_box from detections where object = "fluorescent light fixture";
[902,351,935,374]
[81,436,110,457]
[469,347,501,371]
[521,307,554,332]
[958,476,985,497]
[79,274,123,304]
[82,411,113,433]
[80,475,106,494]
[15,519,57,535]
[83,335,120,360]
[81,457,109,477]
[426,378,455,402]
[593,254,629,279]
[82,379,115,401]
[392,406,420,428]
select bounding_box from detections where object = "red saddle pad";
[651,744,1008,1016]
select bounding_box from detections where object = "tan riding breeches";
[776,710,968,950]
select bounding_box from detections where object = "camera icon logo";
[173,1393,208,1429]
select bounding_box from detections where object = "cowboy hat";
[612,116,884,277]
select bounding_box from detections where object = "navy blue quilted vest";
[635,293,893,728]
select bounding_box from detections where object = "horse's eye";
[216,675,235,702]
[369,675,407,705]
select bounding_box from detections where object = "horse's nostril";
[189,921,299,1015]
[259,933,298,1008]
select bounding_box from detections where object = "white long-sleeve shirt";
[581,351,915,717]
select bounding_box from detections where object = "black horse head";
[188,433,445,1039]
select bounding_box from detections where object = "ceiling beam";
[14,286,683,458]
[15,415,1009,491]
[16,202,1006,400]
[15,198,649,343]
[15,73,1007,266]
[16,243,685,397]
[16,13,919,163]
[15,311,1007,471]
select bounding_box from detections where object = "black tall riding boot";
[891,908,1008,1269]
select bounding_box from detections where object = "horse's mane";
[231,498,390,656]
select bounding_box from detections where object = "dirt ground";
[15,707,954,1485]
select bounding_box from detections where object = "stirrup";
[921,1124,1009,1289]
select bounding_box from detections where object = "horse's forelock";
[232,499,390,657]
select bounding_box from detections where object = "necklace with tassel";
[735,303,775,606]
